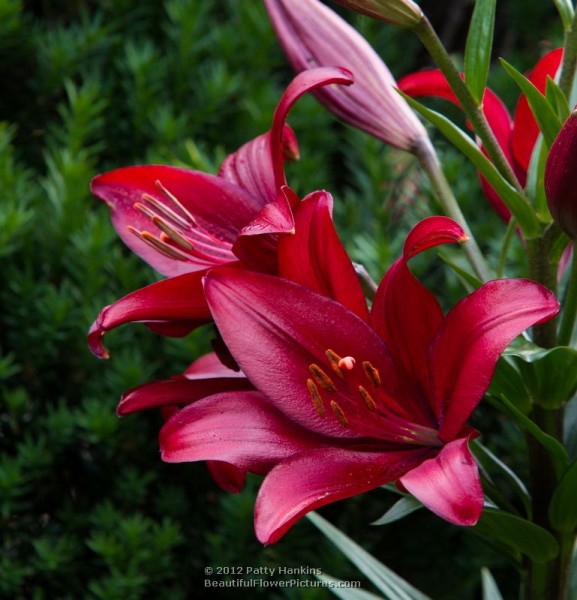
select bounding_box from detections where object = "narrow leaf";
[464,0,496,103]
[471,440,531,515]
[316,574,385,600]
[307,512,432,600]
[490,394,569,476]
[371,496,423,526]
[553,0,575,31]
[546,76,572,122]
[399,92,539,238]
[500,59,563,148]
[473,508,559,562]
[481,567,504,600]
[549,458,577,531]
[437,249,482,290]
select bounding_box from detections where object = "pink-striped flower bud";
[545,110,577,239]
[331,0,423,28]
[264,0,427,152]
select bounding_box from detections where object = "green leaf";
[549,458,577,531]
[307,512,432,600]
[471,440,531,515]
[316,574,385,600]
[481,567,504,600]
[473,508,559,562]
[371,496,422,526]
[546,76,572,122]
[464,0,496,103]
[553,0,575,31]
[489,394,569,476]
[508,346,577,409]
[569,539,577,600]
[489,357,531,414]
[437,249,482,290]
[500,59,563,148]
[399,92,540,238]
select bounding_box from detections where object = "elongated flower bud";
[545,110,577,239]
[265,0,427,152]
[331,0,423,28]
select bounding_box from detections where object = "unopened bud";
[331,0,423,29]
[265,0,427,152]
[545,110,577,239]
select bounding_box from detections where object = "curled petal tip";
[281,125,300,161]
[87,321,110,359]
[331,0,423,28]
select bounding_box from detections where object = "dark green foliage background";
[0,0,563,598]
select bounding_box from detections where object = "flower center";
[306,348,442,447]
[128,180,236,265]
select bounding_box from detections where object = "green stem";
[559,9,577,98]
[353,262,377,300]
[415,136,491,282]
[558,250,577,345]
[414,16,524,194]
[527,236,558,348]
[496,217,517,278]
[524,236,572,600]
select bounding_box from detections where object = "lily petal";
[270,66,355,191]
[88,269,213,358]
[206,461,247,493]
[399,437,483,526]
[184,351,245,379]
[254,446,430,544]
[231,187,295,272]
[218,124,299,206]
[278,190,368,320]
[429,279,559,441]
[370,217,465,409]
[159,391,326,473]
[204,268,410,438]
[117,376,254,416]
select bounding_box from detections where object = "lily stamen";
[309,364,336,392]
[127,227,189,261]
[138,195,191,230]
[307,379,325,416]
[151,216,195,251]
[155,180,198,225]
[362,361,381,387]
[325,349,345,379]
[358,386,377,411]
[330,400,349,427]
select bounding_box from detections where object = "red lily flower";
[160,217,559,544]
[265,0,427,152]
[88,67,355,358]
[398,49,563,221]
